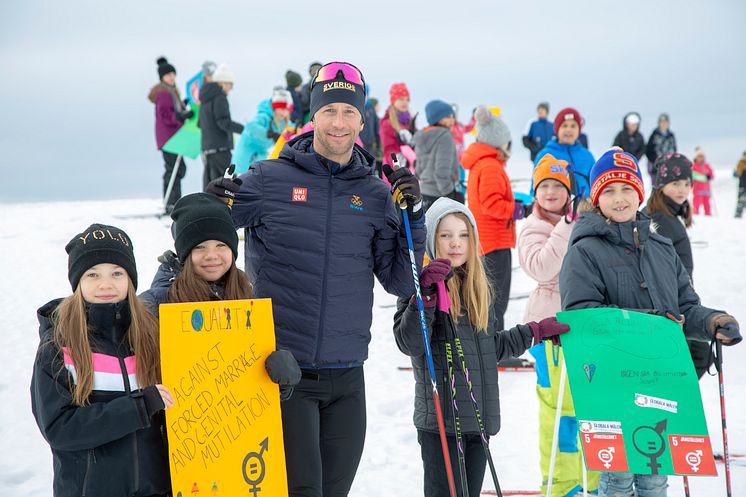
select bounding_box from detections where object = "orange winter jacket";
[462,142,516,254]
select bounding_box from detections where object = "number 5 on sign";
[159,299,288,496]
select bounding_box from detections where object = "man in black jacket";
[198,63,243,189]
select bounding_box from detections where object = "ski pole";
[683,475,691,497]
[163,154,183,214]
[393,153,458,497]
[445,338,470,497]
[546,355,567,497]
[443,308,503,497]
[715,341,732,497]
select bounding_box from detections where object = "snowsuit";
[31,299,170,497]
[736,157,746,217]
[523,117,555,161]
[148,82,188,208]
[612,120,645,161]
[645,128,677,177]
[411,125,461,211]
[534,140,596,200]
[198,82,244,189]
[394,198,535,497]
[692,160,714,215]
[461,142,516,330]
[518,213,598,496]
[642,197,712,377]
[232,99,289,174]
[559,211,720,497]
[231,131,426,496]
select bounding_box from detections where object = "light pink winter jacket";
[518,214,574,322]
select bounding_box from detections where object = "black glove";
[205,164,243,208]
[265,350,301,386]
[709,314,742,346]
[183,97,190,107]
[382,162,423,220]
[156,249,182,273]
[523,203,533,216]
[267,127,282,141]
[142,385,166,418]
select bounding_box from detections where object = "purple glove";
[411,258,451,308]
[528,317,570,346]
[512,201,526,221]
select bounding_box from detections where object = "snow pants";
[692,193,711,216]
[483,248,512,331]
[281,367,366,497]
[161,151,186,210]
[598,472,667,497]
[418,429,488,497]
[736,185,746,217]
[529,342,599,496]
[202,149,232,190]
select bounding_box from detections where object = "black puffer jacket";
[612,114,646,161]
[642,198,693,279]
[559,211,719,342]
[198,82,244,151]
[31,299,170,497]
[394,296,533,435]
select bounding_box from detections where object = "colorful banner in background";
[557,308,716,476]
[162,103,201,159]
[159,299,288,497]
[186,70,203,105]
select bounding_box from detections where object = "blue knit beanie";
[425,100,454,126]
[589,148,645,205]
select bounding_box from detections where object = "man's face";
[557,120,580,145]
[312,103,364,162]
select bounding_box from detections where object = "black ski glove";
[265,350,301,386]
[382,162,423,220]
[709,314,742,346]
[205,164,243,209]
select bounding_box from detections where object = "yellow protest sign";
[159,298,288,497]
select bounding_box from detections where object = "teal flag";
[557,308,717,476]
[162,104,201,159]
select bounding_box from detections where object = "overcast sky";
[1,0,744,202]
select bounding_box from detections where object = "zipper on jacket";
[314,175,335,365]
[81,449,94,497]
[633,226,640,248]
[118,355,139,494]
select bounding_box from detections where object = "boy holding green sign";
[559,148,741,496]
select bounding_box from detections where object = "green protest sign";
[162,104,201,159]
[557,308,716,476]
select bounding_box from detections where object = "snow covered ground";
[1,169,743,496]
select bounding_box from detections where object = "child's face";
[80,263,129,304]
[535,179,569,214]
[597,183,640,223]
[537,107,548,119]
[437,115,455,129]
[274,107,291,121]
[191,240,233,282]
[393,97,410,113]
[557,120,580,145]
[661,179,692,205]
[659,119,669,132]
[436,214,470,268]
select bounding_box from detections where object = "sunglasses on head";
[312,61,366,89]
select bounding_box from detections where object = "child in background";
[560,149,742,497]
[31,224,172,497]
[394,197,569,497]
[691,147,714,215]
[736,150,746,218]
[380,82,417,171]
[518,155,598,496]
[612,112,645,161]
[412,99,461,212]
[643,153,714,378]
[140,193,301,396]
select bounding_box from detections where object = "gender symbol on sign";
[597,447,615,468]
[632,419,667,474]
[685,450,702,472]
[242,437,269,496]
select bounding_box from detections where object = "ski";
[715,452,746,466]
[509,291,531,301]
[112,212,167,220]
[481,490,541,496]
[398,361,535,373]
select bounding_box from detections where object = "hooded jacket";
[233,99,290,174]
[30,299,170,497]
[559,211,719,342]
[393,198,533,435]
[534,140,596,199]
[148,82,185,150]
[645,128,677,168]
[461,141,516,253]
[231,131,426,368]
[612,113,646,161]
[411,125,460,197]
[198,82,244,151]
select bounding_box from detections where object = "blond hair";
[168,256,251,303]
[53,280,161,406]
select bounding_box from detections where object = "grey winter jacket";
[393,296,533,435]
[559,211,719,342]
[412,126,460,197]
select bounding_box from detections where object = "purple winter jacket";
[148,83,183,150]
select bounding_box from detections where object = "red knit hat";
[553,107,582,135]
[389,82,410,106]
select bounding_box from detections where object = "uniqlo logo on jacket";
[292,187,308,202]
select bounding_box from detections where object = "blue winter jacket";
[534,139,596,198]
[232,131,426,368]
[522,118,554,159]
[233,99,289,174]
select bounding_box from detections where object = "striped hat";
[589,148,645,205]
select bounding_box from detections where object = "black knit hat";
[66,224,137,291]
[654,153,692,189]
[170,193,238,262]
[157,56,176,79]
[285,70,302,88]
[309,62,366,122]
